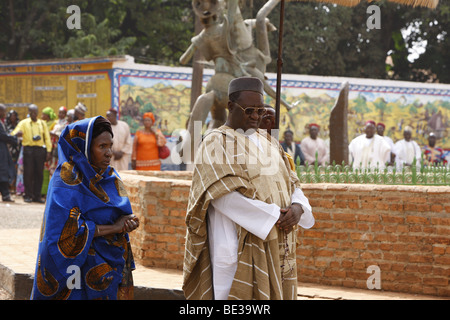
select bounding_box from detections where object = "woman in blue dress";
[31,116,139,300]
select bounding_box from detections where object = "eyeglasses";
[233,101,266,116]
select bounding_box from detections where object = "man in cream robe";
[376,122,395,165]
[393,126,422,170]
[106,109,132,171]
[301,123,328,165]
[183,77,314,300]
[349,120,391,170]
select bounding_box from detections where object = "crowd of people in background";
[0,102,448,204]
[282,119,447,171]
[347,120,446,170]
[0,102,137,204]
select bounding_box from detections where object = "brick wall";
[121,171,191,270]
[297,184,450,297]
[121,171,450,297]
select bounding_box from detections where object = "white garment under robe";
[207,189,314,300]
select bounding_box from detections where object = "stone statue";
[180,0,290,162]
[329,81,349,165]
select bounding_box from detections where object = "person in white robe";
[376,122,395,165]
[393,126,422,170]
[301,123,328,165]
[348,120,391,170]
[50,106,68,138]
[106,109,132,171]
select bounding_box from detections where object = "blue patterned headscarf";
[31,116,134,300]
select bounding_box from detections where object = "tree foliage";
[0,0,448,83]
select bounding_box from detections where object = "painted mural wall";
[113,64,450,163]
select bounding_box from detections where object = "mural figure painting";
[179,0,291,162]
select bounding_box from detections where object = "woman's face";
[90,131,113,170]
[9,112,17,123]
[143,118,153,129]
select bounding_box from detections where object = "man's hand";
[277,203,303,233]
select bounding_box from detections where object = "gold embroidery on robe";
[64,129,86,153]
[36,257,59,297]
[39,215,46,242]
[89,182,110,203]
[108,168,128,197]
[88,172,110,203]
[60,160,83,185]
[57,207,89,258]
[114,177,128,197]
[85,263,114,291]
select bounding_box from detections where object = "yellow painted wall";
[0,61,112,120]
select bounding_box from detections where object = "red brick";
[319,200,334,208]
[303,230,324,238]
[334,250,359,259]
[409,254,433,263]
[389,203,404,211]
[315,221,334,229]
[432,267,450,277]
[313,211,332,220]
[335,221,356,229]
[335,194,359,201]
[352,242,366,250]
[297,248,313,256]
[418,265,433,274]
[360,202,376,210]
[370,224,383,232]
[348,202,360,209]
[315,249,334,257]
[431,217,450,226]
[341,260,353,268]
[376,202,390,210]
[423,277,448,286]
[357,223,370,231]
[432,246,445,255]
[146,204,156,215]
[334,213,356,221]
[381,214,404,223]
[430,204,444,212]
[358,214,380,222]
[335,201,347,208]
[404,203,417,211]
[435,256,450,265]
[353,261,366,270]
[406,215,429,224]
[326,232,348,240]
[436,227,450,235]
[314,240,327,247]
[416,204,430,212]
[346,270,368,281]
[327,241,340,249]
[324,269,346,278]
